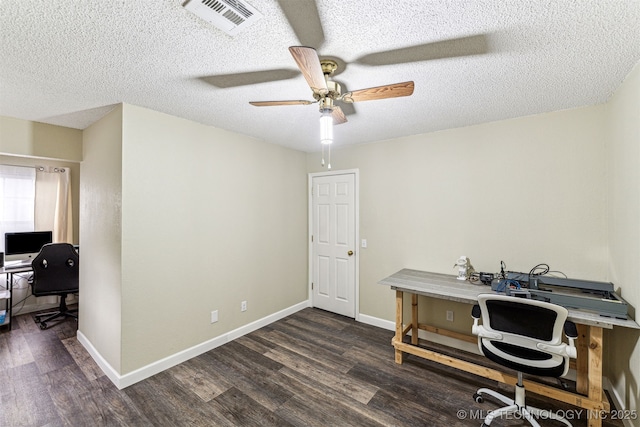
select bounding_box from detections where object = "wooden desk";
[379,269,640,427]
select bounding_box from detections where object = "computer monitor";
[4,231,53,264]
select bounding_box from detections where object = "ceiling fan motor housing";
[315,80,341,104]
[320,59,338,75]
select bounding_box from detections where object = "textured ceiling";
[1,1,639,153]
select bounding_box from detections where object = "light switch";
[361,239,367,248]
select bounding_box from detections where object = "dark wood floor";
[0,307,625,427]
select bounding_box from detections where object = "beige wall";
[606,60,640,412]
[308,106,608,326]
[118,104,307,373]
[80,105,124,372]
[0,116,82,162]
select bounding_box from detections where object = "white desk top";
[1,264,33,274]
[379,268,640,330]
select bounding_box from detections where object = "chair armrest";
[536,342,572,356]
[563,320,578,359]
[537,320,579,359]
[471,304,481,335]
[471,304,481,319]
[471,305,502,339]
[474,325,503,340]
[564,321,578,339]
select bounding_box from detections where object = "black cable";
[11,279,34,314]
[11,291,33,312]
[528,264,568,278]
[499,261,506,279]
[529,263,550,276]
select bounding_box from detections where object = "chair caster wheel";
[473,393,484,403]
[39,323,47,330]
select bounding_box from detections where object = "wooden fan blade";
[289,46,328,95]
[249,100,313,106]
[342,81,414,103]
[332,106,347,124]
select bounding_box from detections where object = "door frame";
[308,169,360,320]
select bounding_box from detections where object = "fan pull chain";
[321,143,332,169]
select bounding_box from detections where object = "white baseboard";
[78,299,311,389]
[357,313,395,331]
[603,377,635,427]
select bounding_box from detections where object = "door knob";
[347,250,354,256]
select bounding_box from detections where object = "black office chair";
[30,243,79,329]
[471,294,578,427]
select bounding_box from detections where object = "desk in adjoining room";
[379,269,640,427]
[1,264,33,331]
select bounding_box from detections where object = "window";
[0,165,36,252]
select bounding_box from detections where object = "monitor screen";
[4,231,53,263]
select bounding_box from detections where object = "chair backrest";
[31,243,79,296]
[473,293,572,377]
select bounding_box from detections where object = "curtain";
[0,165,36,252]
[35,166,73,243]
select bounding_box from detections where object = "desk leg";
[576,324,589,395]
[395,290,404,364]
[5,273,13,331]
[587,326,604,427]
[575,324,607,427]
[411,294,419,345]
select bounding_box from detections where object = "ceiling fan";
[249,46,415,128]
[194,1,490,167]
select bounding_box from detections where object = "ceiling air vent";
[183,0,263,36]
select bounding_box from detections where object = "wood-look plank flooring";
[0,308,625,427]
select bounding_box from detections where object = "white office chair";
[471,294,578,427]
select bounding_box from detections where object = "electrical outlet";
[446,310,454,322]
[241,300,247,312]
[211,310,218,323]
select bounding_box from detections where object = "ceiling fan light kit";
[320,110,333,145]
[250,46,415,168]
[320,108,333,169]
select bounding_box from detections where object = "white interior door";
[311,173,356,318]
